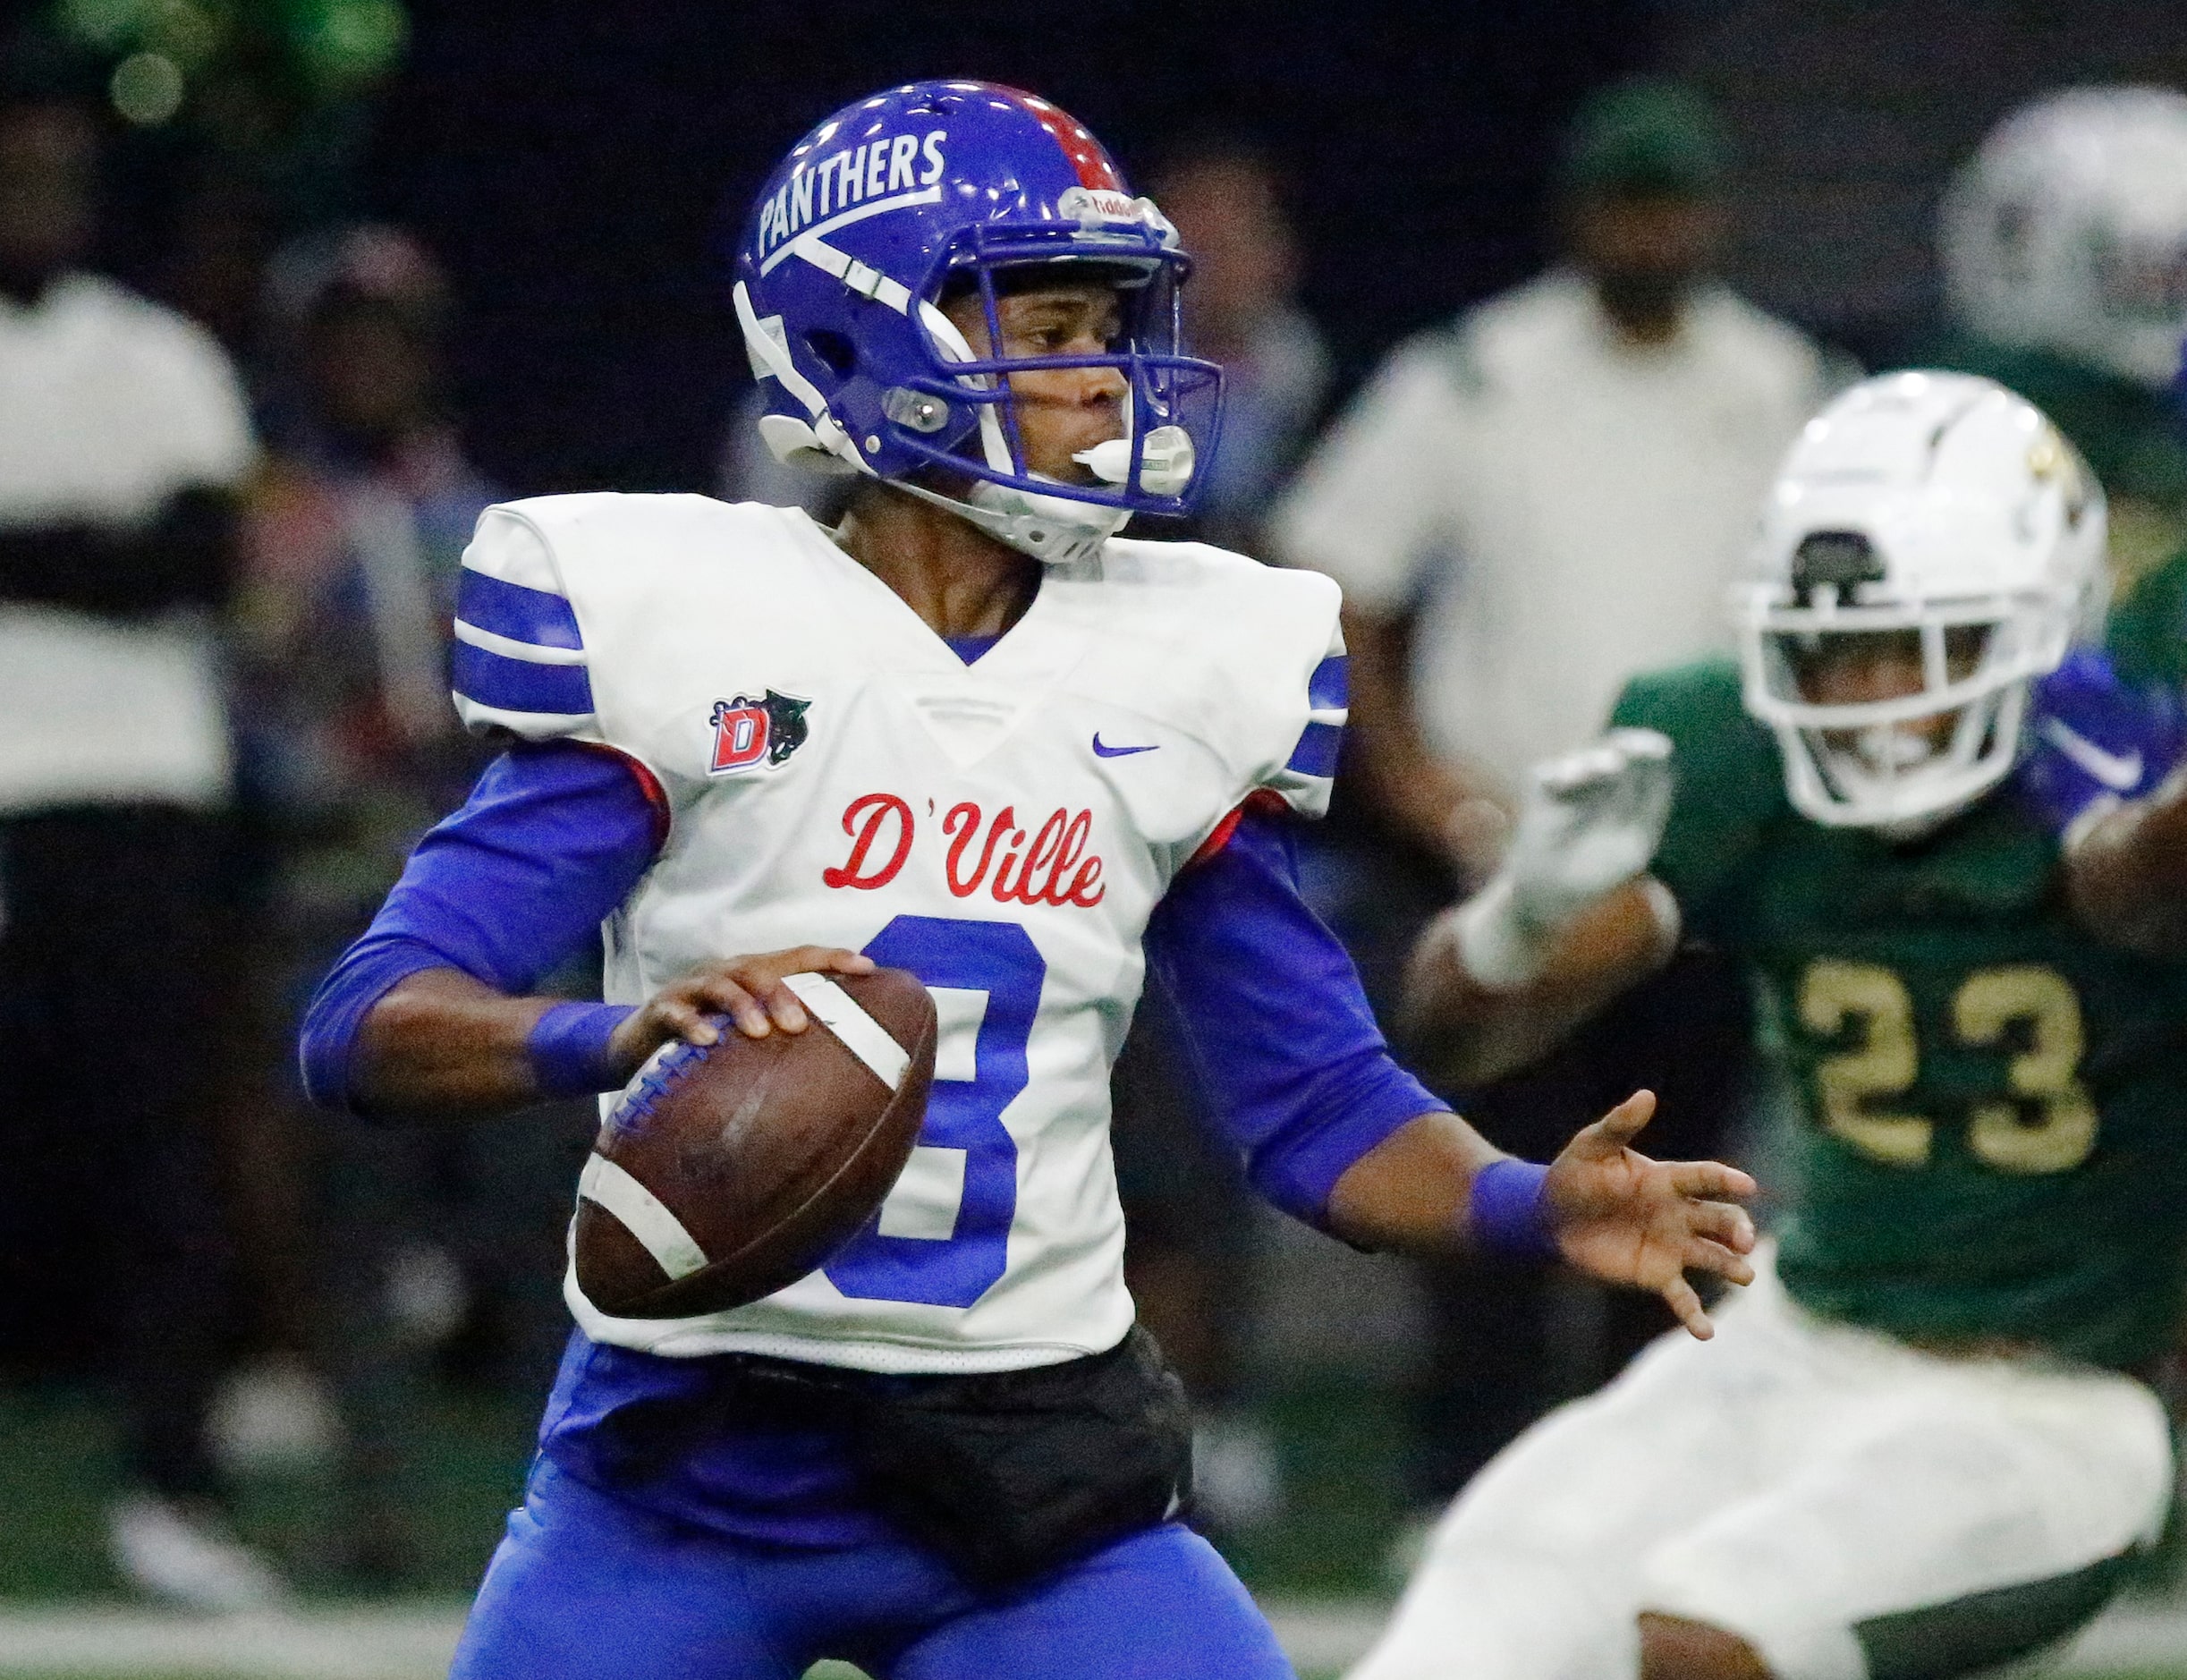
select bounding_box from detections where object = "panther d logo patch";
[708,690,810,775]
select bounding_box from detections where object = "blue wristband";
[1468,1158,1557,1262]
[527,1002,637,1099]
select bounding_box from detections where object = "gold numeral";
[1799,960,1931,1167]
[1953,967,2098,1175]
[1796,960,2097,1175]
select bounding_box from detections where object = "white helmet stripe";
[793,233,916,315]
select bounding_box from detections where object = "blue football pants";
[449,1459,1297,1679]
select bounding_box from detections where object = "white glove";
[1454,728,1674,988]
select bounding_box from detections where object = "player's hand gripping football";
[1456,728,1674,988]
[608,946,877,1075]
[1543,1089,1757,1338]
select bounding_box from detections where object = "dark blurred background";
[25,0,2183,496]
[368,0,1663,491]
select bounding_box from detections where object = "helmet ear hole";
[804,329,858,379]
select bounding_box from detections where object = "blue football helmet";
[729,81,1224,564]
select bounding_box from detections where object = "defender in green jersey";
[2110,542,2187,694]
[1356,371,2187,1680]
[1614,657,2187,1370]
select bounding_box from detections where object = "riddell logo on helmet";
[1056,187,1156,228]
[754,131,948,260]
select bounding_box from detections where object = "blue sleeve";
[1143,810,1448,1226]
[298,741,665,1112]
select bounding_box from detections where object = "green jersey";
[1611,658,2187,1369]
[2108,546,2187,693]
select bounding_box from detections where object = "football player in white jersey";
[301,81,1756,1680]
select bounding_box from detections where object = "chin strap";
[891,477,1128,567]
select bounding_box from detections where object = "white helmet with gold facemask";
[1733,371,2106,832]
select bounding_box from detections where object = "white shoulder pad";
[1091,539,1348,823]
[451,501,605,742]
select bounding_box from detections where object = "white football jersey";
[453,493,1344,1374]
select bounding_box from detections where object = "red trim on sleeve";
[1184,790,1288,871]
[1187,806,1246,870]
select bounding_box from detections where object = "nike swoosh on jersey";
[2040,717,2144,792]
[1091,734,1158,759]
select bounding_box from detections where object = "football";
[572,966,938,1319]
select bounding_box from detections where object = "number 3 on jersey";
[823,916,1046,1307]
[1799,959,2098,1174]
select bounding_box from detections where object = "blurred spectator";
[243,224,492,828]
[1147,140,1330,552]
[1273,80,1830,1522]
[1930,86,2187,594]
[0,65,279,1607]
[236,225,582,1580]
[1278,79,1830,850]
[1931,90,2187,838]
[155,165,280,362]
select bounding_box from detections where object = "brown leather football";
[572,966,937,1319]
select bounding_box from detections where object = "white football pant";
[1352,1249,2170,1680]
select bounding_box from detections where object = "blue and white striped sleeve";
[451,507,601,742]
[1262,631,1349,819]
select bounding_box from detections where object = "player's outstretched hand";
[1543,1090,1758,1339]
[1505,728,1674,927]
[1454,729,1675,990]
[609,946,877,1074]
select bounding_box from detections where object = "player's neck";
[835,486,1043,642]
